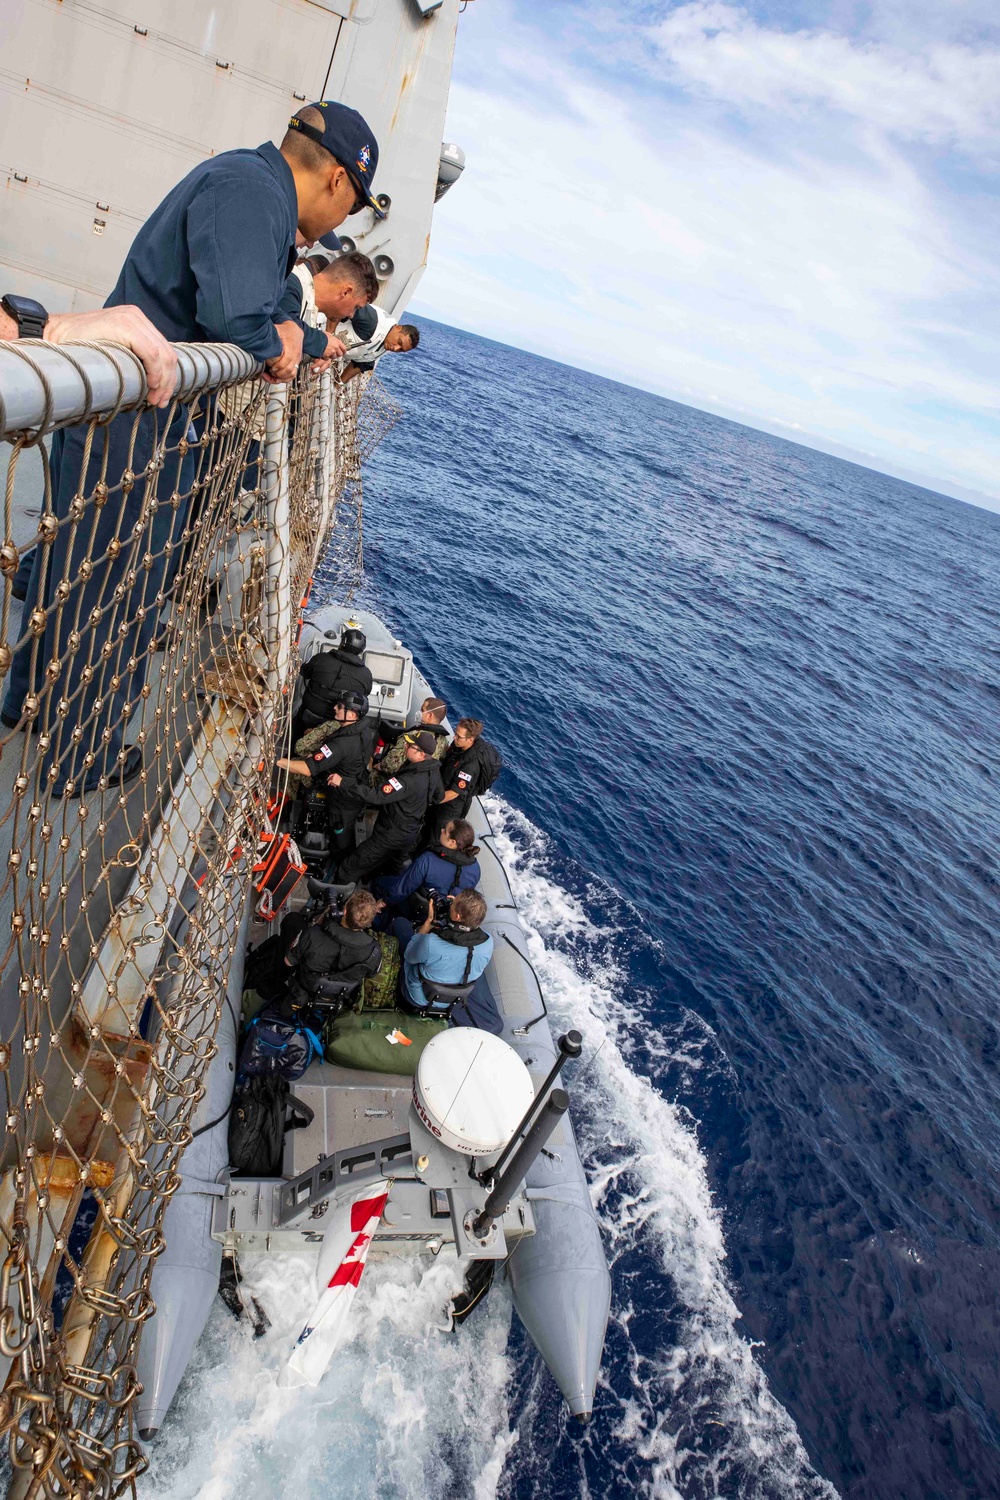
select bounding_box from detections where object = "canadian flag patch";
[458,771,472,784]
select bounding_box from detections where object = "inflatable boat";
[135,605,612,1439]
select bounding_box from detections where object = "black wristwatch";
[1,294,49,340]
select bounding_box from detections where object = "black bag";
[238,1009,323,1081]
[474,738,503,793]
[228,1076,313,1177]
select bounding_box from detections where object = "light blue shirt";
[403,929,494,1008]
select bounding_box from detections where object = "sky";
[412,0,1000,510]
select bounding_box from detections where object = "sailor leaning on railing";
[0,98,382,799]
[0,298,178,404]
[278,249,420,384]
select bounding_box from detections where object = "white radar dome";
[413,1030,534,1157]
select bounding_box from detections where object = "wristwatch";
[1,294,49,340]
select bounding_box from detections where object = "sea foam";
[143,796,835,1499]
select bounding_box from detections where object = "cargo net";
[313,371,401,603]
[0,341,400,1496]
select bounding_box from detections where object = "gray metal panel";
[1,0,461,313]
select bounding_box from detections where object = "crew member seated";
[391,890,493,1015]
[277,690,375,855]
[286,888,382,1004]
[374,695,449,779]
[372,818,481,920]
[296,623,372,736]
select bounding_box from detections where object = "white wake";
[143,796,836,1500]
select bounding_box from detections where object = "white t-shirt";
[292,262,319,324]
[337,304,397,369]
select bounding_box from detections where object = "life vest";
[431,923,491,984]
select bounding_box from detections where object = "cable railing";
[0,334,401,1496]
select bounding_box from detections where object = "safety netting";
[0,338,400,1496]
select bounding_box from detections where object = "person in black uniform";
[296,625,373,736]
[286,888,382,1004]
[277,690,374,856]
[331,730,444,885]
[425,717,487,845]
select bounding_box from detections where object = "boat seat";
[406,975,476,1020]
[308,976,363,1008]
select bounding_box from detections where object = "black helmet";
[337,690,369,718]
[340,627,366,655]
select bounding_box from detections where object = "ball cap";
[410,730,438,755]
[289,101,385,219]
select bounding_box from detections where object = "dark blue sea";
[362,321,1000,1500]
[150,319,1000,1500]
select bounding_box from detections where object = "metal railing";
[0,335,401,1495]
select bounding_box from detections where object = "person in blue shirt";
[393,890,494,1014]
[3,100,381,799]
[372,818,481,925]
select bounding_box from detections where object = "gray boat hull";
[464,796,611,1420]
[135,906,246,1438]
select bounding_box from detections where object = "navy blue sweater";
[106,143,297,361]
[382,848,481,904]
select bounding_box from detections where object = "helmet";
[340,627,367,656]
[337,690,370,719]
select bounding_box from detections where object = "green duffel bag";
[323,1008,447,1076]
[357,932,402,1011]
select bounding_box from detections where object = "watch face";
[2,294,48,336]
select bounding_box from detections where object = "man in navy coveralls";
[4,101,381,798]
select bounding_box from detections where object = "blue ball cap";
[288,101,385,220]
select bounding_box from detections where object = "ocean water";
[148,320,1000,1500]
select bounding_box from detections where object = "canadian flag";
[279,1184,389,1389]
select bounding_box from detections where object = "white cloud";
[650,3,1000,148]
[413,2,1000,504]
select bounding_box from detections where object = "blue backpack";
[238,1010,323,1082]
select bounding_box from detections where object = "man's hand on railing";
[299,330,347,377]
[0,305,180,408]
[265,319,304,384]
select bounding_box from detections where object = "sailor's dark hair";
[456,717,484,740]
[398,324,420,348]
[281,105,336,174]
[446,819,479,855]
[422,696,447,723]
[343,889,378,930]
[318,250,378,302]
[452,889,486,928]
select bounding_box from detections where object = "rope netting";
[0,340,401,1496]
